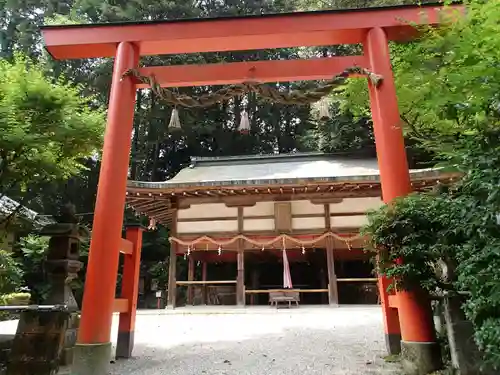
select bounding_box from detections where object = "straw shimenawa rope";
[169,232,365,250]
[123,66,383,108]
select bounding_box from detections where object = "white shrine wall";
[244,201,274,217]
[329,197,383,213]
[177,203,237,218]
[175,196,383,235]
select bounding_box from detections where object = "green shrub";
[0,292,31,321]
[362,131,500,369]
[0,292,31,306]
[0,249,23,295]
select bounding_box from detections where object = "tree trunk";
[150,140,160,182]
[130,89,142,180]
[443,294,490,374]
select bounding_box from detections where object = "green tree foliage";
[17,234,50,302]
[295,0,425,11]
[301,103,374,153]
[0,249,23,295]
[0,55,105,217]
[342,0,500,151]
[363,193,459,292]
[17,233,90,304]
[0,0,74,59]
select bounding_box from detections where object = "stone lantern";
[6,204,89,374]
[39,204,87,311]
[38,203,89,366]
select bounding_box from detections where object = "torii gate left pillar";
[72,41,139,375]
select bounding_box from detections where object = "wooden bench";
[269,291,300,308]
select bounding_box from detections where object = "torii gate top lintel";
[41,2,462,60]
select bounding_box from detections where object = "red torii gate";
[41,2,462,374]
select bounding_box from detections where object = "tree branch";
[400,112,426,140]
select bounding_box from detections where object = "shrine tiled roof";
[128,152,446,190]
[0,196,54,229]
[125,152,460,225]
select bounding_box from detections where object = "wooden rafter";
[126,172,458,196]
[124,175,458,223]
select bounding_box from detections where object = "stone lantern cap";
[39,223,90,239]
[38,203,90,239]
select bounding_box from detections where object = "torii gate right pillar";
[364,27,442,372]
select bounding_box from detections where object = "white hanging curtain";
[282,249,293,289]
[238,109,250,133]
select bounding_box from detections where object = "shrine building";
[126,152,455,308]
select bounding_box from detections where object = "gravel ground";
[109,306,401,375]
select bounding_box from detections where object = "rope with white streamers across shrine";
[123,66,383,107]
[169,232,365,252]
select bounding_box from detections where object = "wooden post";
[326,238,338,306]
[201,261,208,305]
[319,268,328,304]
[324,203,331,229]
[324,203,334,305]
[167,244,177,308]
[116,225,144,359]
[365,26,437,361]
[250,267,259,305]
[187,256,195,305]
[77,41,138,350]
[236,241,245,306]
[236,208,245,306]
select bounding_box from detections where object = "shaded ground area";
[109,306,401,375]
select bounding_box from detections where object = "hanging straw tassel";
[238,109,250,134]
[168,108,182,130]
[148,218,157,230]
[317,97,331,121]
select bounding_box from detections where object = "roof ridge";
[190,152,325,164]
[189,148,378,166]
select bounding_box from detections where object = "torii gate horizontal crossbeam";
[136,56,367,88]
[40,3,463,60]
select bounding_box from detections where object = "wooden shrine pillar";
[250,267,260,305]
[236,241,245,306]
[325,238,339,306]
[74,41,139,375]
[236,208,245,306]
[201,261,208,305]
[187,256,195,305]
[116,225,144,359]
[365,27,439,370]
[167,210,178,309]
[319,268,328,304]
[167,244,177,308]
